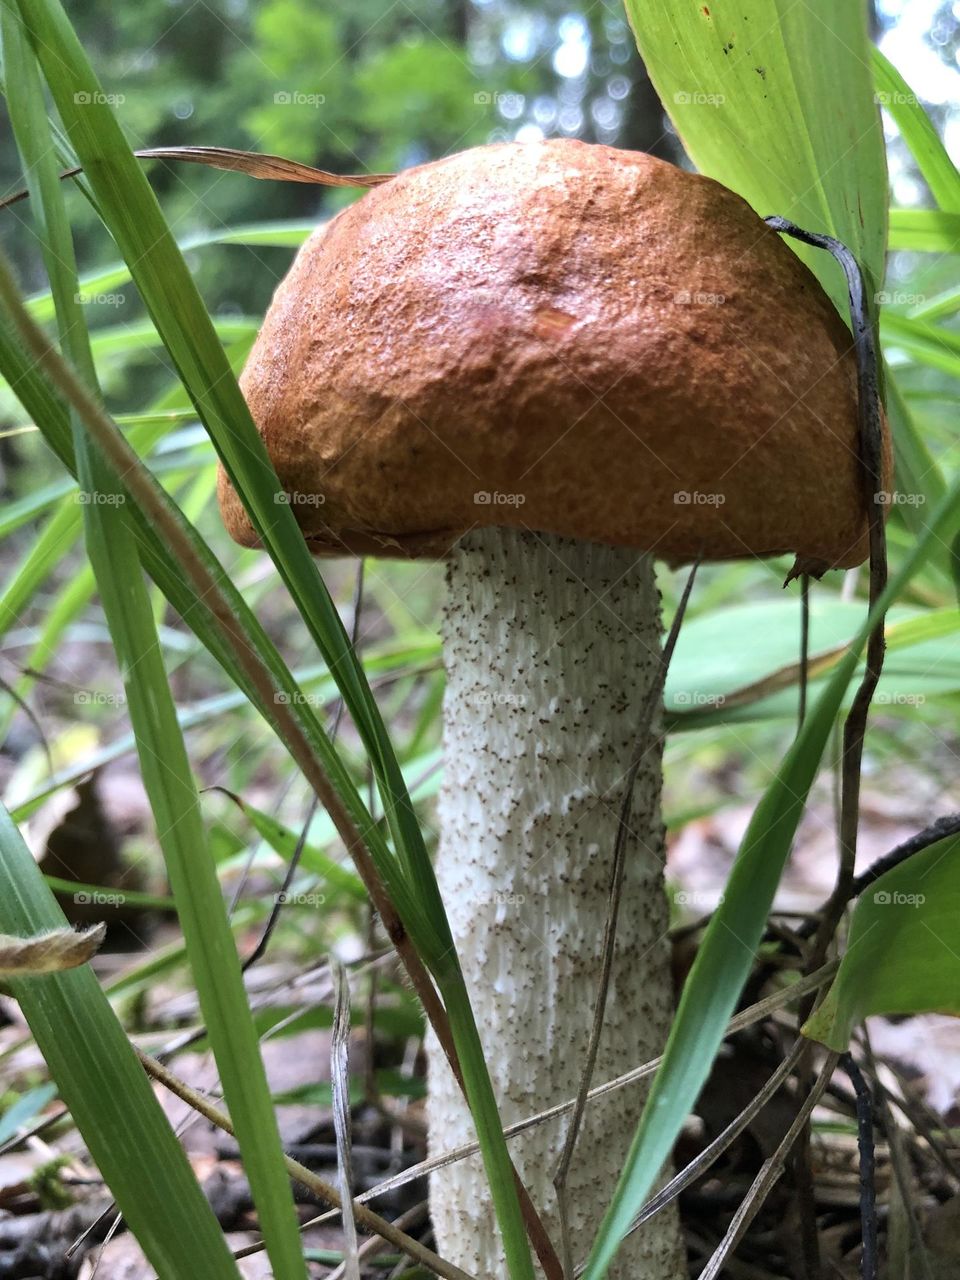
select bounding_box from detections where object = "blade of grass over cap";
[1,12,307,1273]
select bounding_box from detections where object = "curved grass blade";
[872,48,960,212]
[26,222,316,324]
[1,12,307,1271]
[887,208,960,252]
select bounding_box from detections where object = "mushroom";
[219,138,884,1278]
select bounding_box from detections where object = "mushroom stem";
[429,527,685,1278]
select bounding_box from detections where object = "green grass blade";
[883,369,947,538]
[218,790,368,902]
[883,309,960,379]
[37,346,310,1280]
[0,502,82,638]
[26,222,316,324]
[0,560,95,742]
[804,832,960,1049]
[2,11,307,1271]
[872,48,960,212]
[887,208,960,252]
[583,475,960,1277]
[11,2,535,1267]
[0,475,81,537]
[0,804,240,1278]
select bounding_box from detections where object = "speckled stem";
[428,528,684,1279]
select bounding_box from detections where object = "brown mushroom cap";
[219,138,888,568]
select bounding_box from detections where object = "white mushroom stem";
[428,528,685,1279]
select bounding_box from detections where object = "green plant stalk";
[1,11,307,1273]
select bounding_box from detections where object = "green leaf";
[884,369,947,544]
[804,833,960,1049]
[26,222,315,325]
[623,0,888,312]
[213,789,367,901]
[888,208,960,253]
[0,1082,57,1144]
[666,601,960,728]
[883,309,960,381]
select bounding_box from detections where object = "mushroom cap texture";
[219,138,888,567]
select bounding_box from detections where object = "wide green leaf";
[623,0,888,311]
[804,833,960,1049]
